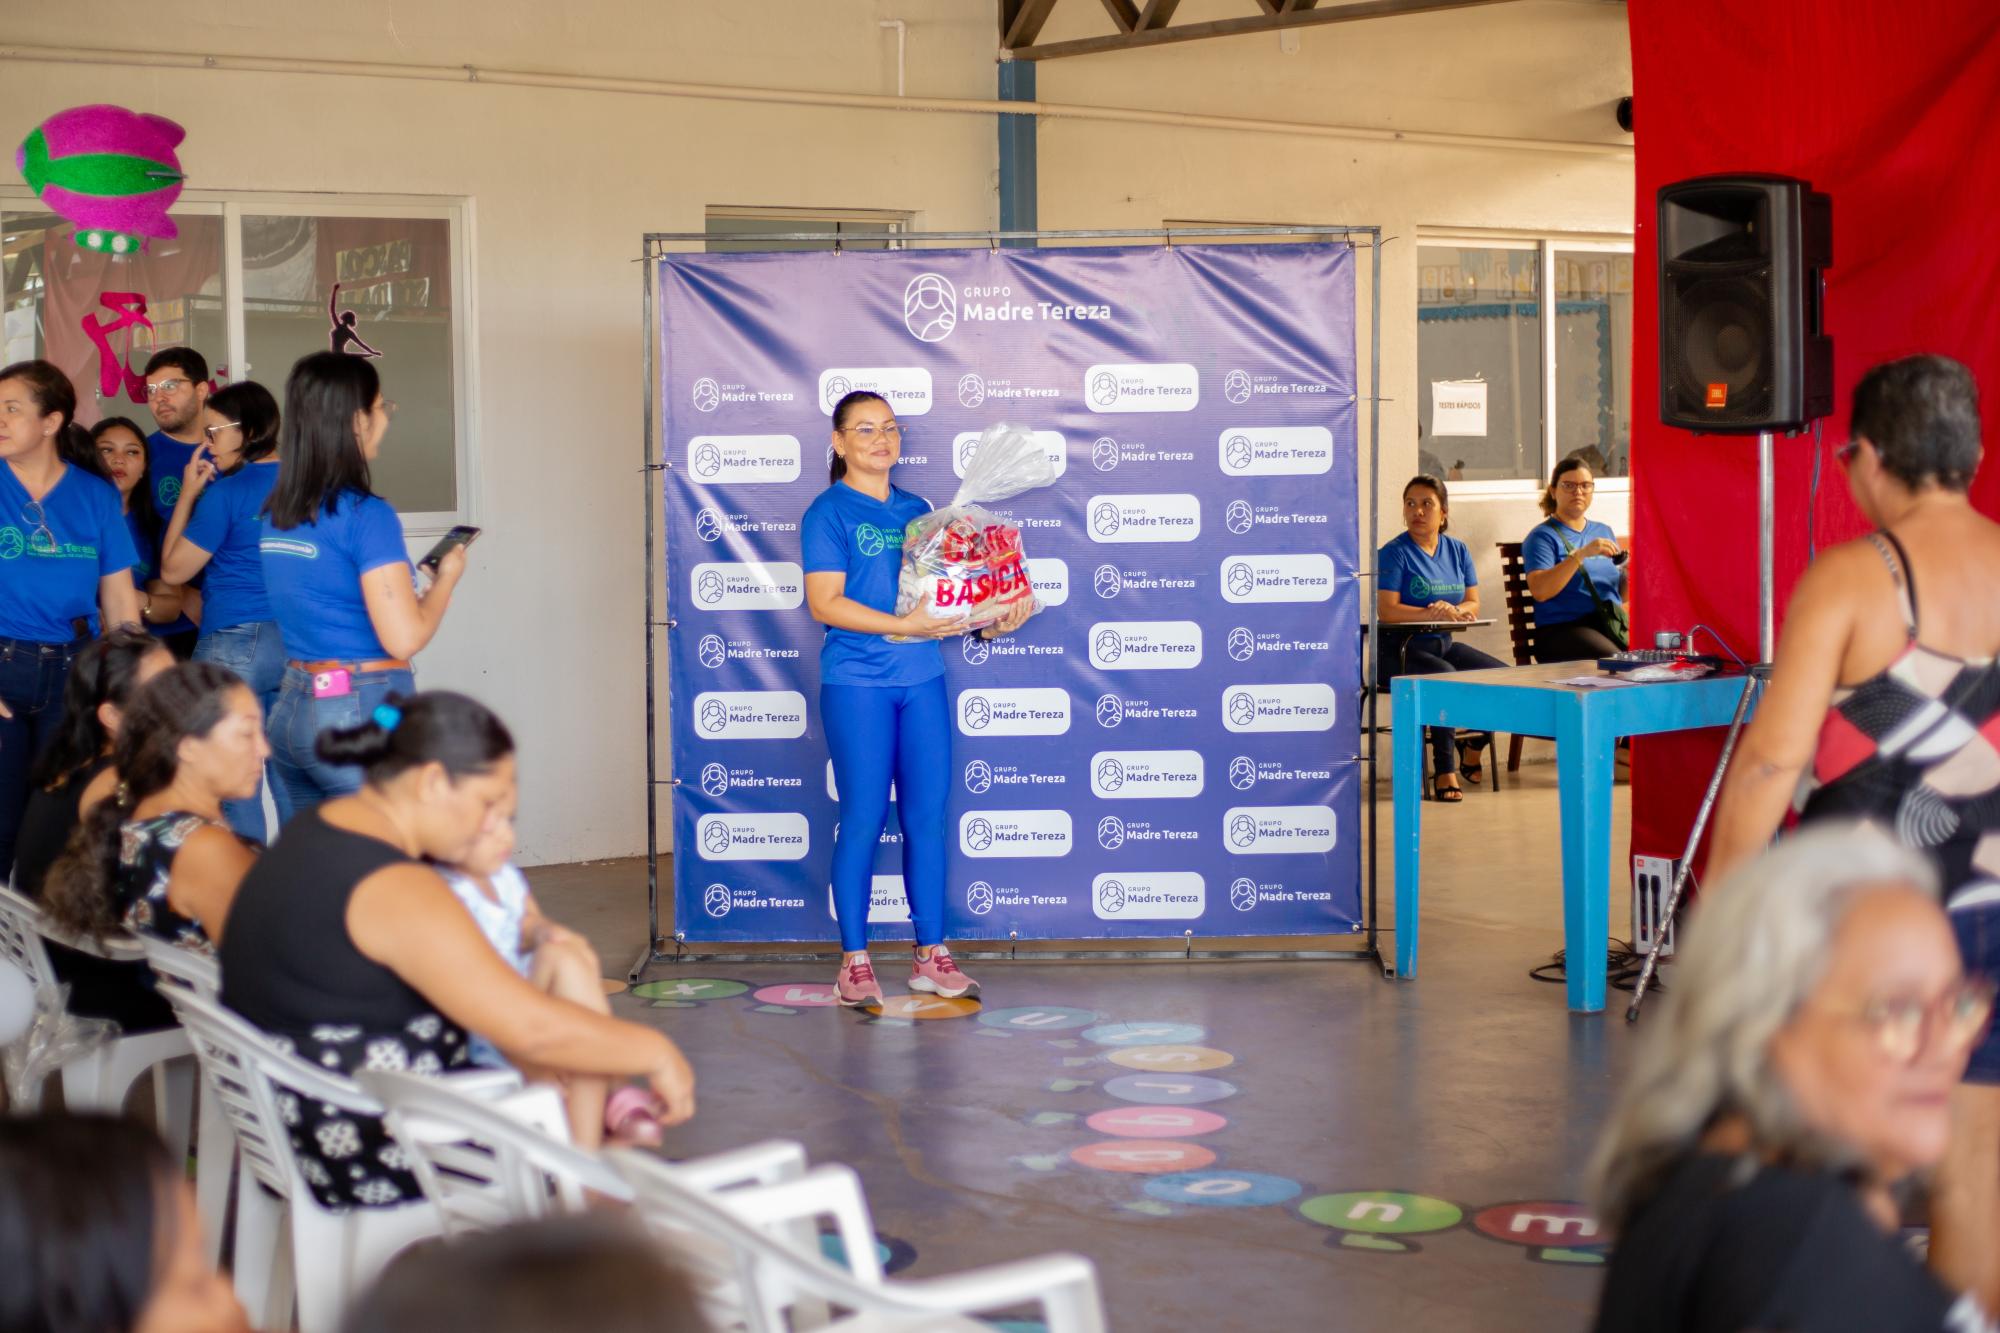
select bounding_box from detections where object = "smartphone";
[419,525,482,573]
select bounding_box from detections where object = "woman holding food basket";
[801,391,1040,1008]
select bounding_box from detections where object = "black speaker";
[1658,174,1831,433]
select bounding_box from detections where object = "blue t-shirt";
[0,464,138,642]
[183,462,279,631]
[146,430,198,521]
[1522,517,1623,627]
[800,482,943,687]
[1378,531,1478,610]
[260,492,411,662]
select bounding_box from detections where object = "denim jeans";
[0,636,82,875]
[267,665,416,817]
[192,620,292,842]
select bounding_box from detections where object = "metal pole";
[631,244,662,984]
[1758,430,1775,662]
[1365,232,1383,964]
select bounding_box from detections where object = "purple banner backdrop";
[661,243,1361,942]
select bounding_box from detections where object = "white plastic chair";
[161,988,444,1333]
[139,937,233,1264]
[609,1148,1108,1333]
[355,1069,625,1233]
[0,885,196,1157]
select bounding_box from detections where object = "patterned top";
[1798,532,2000,907]
[115,812,254,950]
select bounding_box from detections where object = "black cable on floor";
[1530,938,1664,993]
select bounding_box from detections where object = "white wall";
[1,0,1631,861]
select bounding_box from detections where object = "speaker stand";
[1627,429,1777,1021]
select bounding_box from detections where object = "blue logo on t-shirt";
[0,526,22,560]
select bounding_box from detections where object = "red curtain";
[1628,4,2000,873]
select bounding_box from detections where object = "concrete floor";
[527,749,1641,1331]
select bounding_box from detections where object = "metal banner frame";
[631,226,1385,978]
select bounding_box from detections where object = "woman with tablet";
[260,353,469,812]
[801,390,1032,1008]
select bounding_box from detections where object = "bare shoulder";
[77,765,119,816]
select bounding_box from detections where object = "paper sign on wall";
[1430,379,1487,437]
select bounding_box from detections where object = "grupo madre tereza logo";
[1224,369,1253,405]
[703,884,732,918]
[966,881,995,916]
[700,762,729,796]
[691,377,722,413]
[958,373,986,408]
[904,273,958,342]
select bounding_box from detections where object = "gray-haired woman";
[1591,825,1997,1333]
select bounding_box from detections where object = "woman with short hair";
[1711,353,2000,1311]
[162,380,290,839]
[1592,824,1995,1331]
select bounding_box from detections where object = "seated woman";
[0,1111,249,1333]
[220,692,695,1211]
[1591,824,1997,1332]
[44,662,267,951]
[1377,475,1503,802]
[443,792,663,1148]
[10,629,176,1031]
[1523,456,1628,660]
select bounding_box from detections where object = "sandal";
[1432,777,1464,803]
[1458,741,1486,785]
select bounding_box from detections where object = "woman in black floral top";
[45,662,266,950]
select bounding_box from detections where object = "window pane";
[1555,250,1633,478]
[1416,245,1543,482]
[2,209,226,426]
[704,216,900,254]
[241,215,458,512]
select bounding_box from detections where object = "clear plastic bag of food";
[888,424,1057,642]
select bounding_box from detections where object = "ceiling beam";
[1000,0,1062,50]
[1096,0,1142,33]
[1009,0,1521,60]
[1137,0,1184,29]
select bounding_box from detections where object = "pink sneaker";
[836,955,885,1008]
[910,944,979,999]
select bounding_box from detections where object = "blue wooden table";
[1390,662,1759,1012]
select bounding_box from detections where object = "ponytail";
[43,663,244,943]
[828,390,889,484]
[316,691,513,785]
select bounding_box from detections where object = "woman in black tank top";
[221,691,696,1210]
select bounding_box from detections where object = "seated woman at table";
[1524,455,1628,660]
[1590,823,1997,1332]
[1378,474,1504,802]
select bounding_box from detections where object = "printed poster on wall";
[660,243,1362,941]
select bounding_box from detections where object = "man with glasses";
[142,347,210,654]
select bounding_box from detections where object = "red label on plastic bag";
[933,554,1033,610]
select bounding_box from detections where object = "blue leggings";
[821,677,948,953]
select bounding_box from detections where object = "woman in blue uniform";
[0,360,142,872]
[1377,474,1504,802]
[92,417,187,640]
[161,381,289,840]
[260,352,468,814]
[802,391,1031,1008]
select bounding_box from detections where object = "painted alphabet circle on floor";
[1085,1105,1228,1139]
[1101,1073,1240,1106]
[752,982,842,1008]
[629,978,748,1002]
[874,995,981,1021]
[1069,1140,1218,1174]
[1081,1021,1207,1048]
[1143,1170,1302,1208]
[977,1005,1101,1031]
[1106,1044,1235,1073]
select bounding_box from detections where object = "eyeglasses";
[143,378,193,399]
[1556,481,1596,495]
[841,423,901,442]
[203,420,240,440]
[21,500,56,555]
[1835,439,1862,466]
[1824,977,1997,1064]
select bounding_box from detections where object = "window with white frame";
[1,194,473,526]
[1417,237,1633,487]
[704,206,909,253]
